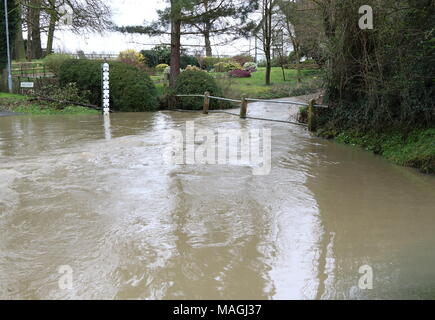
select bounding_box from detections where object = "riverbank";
[288,93,434,175]
[0,93,99,115]
[316,128,435,174]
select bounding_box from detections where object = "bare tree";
[253,0,278,85]
[18,0,113,59]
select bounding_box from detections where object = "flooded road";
[0,104,434,300]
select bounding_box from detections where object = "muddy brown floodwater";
[0,102,434,300]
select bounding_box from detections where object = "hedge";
[174,70,227,110]
[59,59,158,112]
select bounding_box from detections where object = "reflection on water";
[0,108,434,300]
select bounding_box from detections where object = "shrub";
[43,53,72,76]
[199,56,230,70]
[213,61,242,73]
[140,50,159,68]
[184,65,202,72]
[213,62,228,73]
[118,49,147,71]
[59,59,158,112]
[232,55,253,66]
[156,63,169,73]
[180,55,200,69]
[35,83,91,109]
[174,70,226,110]
[243,62,257,72]
[229,69,251,78]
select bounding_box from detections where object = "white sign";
[20,82,34,88]
[102,63,110,115]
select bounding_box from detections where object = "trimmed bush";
[156,63,169,73]
[199,56,230,70]
[59,59,158,112]
[43,53,72,76]
[174,70,225,110]
[213,61,242,73]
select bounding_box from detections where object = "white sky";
[51,0,255,57]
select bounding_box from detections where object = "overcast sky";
[51,0,255,57]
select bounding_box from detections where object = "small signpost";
[20,82,34,88]
[102,61,110,115]
[20,81,34,95]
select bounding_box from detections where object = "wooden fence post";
[203,91,210,114]
[240,95,248,119]
[308,99,316,132]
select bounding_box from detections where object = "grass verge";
[0,93,99,115]
[328,128,435,174]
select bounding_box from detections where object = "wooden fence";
[68,53,118,60]
[176,92,328,131]
[11,62,54,79]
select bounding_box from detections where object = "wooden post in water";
[203,91,210,114]
[240,95,248,119]
[308,99,316,132]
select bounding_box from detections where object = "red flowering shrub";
[228,69,252,78]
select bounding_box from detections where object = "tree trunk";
[46,20,55,56]
[45,0,57,56]
[170,21,181,88]
[263,0,272,86]
[169,0,181,108]
[13,1,25,61]
[204,24,212,57]
[27,0,42,60]
[265,56,271,85]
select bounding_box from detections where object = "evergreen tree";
[118,0,258,89]
[0,0,19,71]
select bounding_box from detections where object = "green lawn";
[212,67,319,85]
[0,92,28,100]
[152,67,322,100]
[214,67,321,99]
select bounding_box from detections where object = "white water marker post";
[102,60,110,115]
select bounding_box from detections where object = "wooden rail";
[11,62,54,78]
[176,93,328,130]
